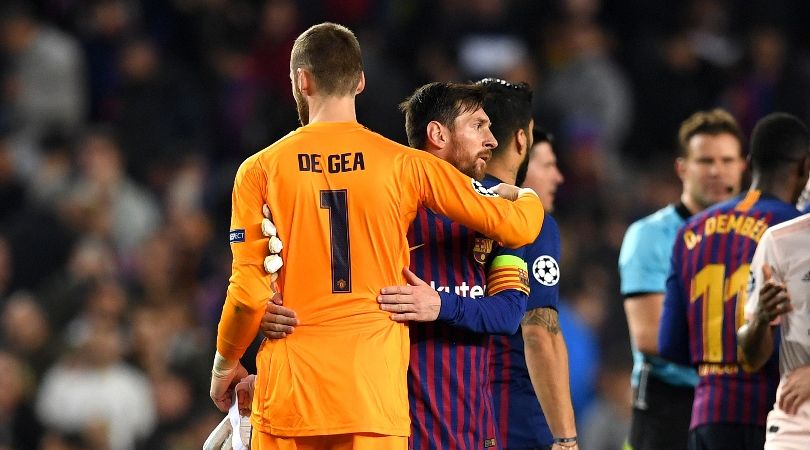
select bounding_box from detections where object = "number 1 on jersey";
[321,190,351,293]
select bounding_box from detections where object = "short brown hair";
[678,108,743,157]
[399,82,486,149]
[290,22,363,97]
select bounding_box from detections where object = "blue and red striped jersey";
[659,190,800,429]
[490,213,560,448]
[408,205,501,450]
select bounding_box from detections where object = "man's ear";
[675,157,687,182]
[516,128,528,156]
[355,72,366,95]
[426,121,447,149]
[296,68,312,95]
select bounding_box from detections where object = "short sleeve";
[619,220,670,295]
[525,215,561,311]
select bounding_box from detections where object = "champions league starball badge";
[532,255,560,286]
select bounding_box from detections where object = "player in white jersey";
[738,212,810,450]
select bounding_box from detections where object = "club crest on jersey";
[229,229,245,244]
[533,255,560,286]
[471,179,498,197]
[473,237,494,264]
[518,267,530,286]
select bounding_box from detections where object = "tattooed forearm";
[522,307,561,335]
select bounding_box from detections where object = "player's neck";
[486,143,519,184]
[679,194,702,215]
[307,96,358,124]
[485,159,517,185]
[750,173,796,203]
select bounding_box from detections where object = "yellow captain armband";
[486,254,530,296]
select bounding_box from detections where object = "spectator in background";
[0,350,43,450]
[112,36,210,188]
[1,291,58,380]
[61,277,129,350]
[538,2,632,189]
[722,26,810,137]
[29,130,73,208]
[74,0,140,122]
[0,1,86,178]
[37,321,156,450]
[37,237,118,338]
[0,132,75,293]
[619,109,745,449]
[62,126,161,256]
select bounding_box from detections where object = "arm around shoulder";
[408,153,543,248]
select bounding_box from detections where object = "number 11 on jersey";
[690,263,749,362]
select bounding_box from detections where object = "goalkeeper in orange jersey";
[209,22,544,450]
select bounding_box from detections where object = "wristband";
[553,436,577,446]
[212,351,237,378]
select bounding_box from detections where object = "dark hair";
[290,23,363,97]
[399,82,487,149]
[477,78,533,157]
[678,108,743,157]
[532,129,554,146]
[516,129,555,186]
[749,112,810,172]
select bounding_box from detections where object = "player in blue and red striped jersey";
[381,81,534,450]
[659,112,810,450]
[383,80,577,450]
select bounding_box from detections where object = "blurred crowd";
[1,0,809,449]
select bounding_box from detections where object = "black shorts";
[688,423,765,450]
[628,374,694,450]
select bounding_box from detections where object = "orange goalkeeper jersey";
[216,121,543,437]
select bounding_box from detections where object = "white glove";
[203,390,252,450]
[202,416,231,450]
[229,393,251,450]
[261,204,283,283]
[268,236,283,254]
[264,254,283,274]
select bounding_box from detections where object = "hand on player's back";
[261,297,298,339]
[378,267,441,322]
